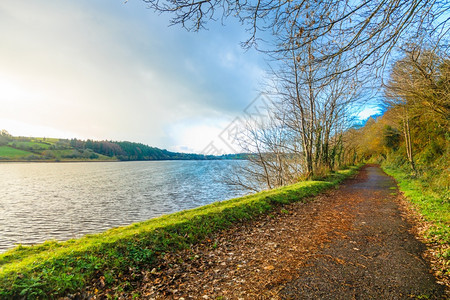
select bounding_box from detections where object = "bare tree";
[143,0,449,78]
[141,0,448,187]
[225,102,303,191]
[266,25,363,177]
[227,37,363,191]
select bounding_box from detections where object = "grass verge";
[0,166,360,299]
[382,165,449,281]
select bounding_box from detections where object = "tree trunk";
[402,111,417,175]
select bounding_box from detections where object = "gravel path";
[279,166,446,299]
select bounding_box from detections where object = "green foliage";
[382,125,400,150]
[0,166,360,298]
[113,141,209,160]
[416,139,445,166]
[71,139,213,161]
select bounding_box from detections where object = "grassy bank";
[0,166,360,298]
[382,165,449,279]
[382,166,449,244]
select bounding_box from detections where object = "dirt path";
[93,165,447,299]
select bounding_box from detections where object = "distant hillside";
[0,130,246,162]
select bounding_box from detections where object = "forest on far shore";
[0,132,245,162]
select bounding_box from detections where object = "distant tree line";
[69,139,243,161]
[0,132,248,161]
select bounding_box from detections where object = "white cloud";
[0,0,266,150]
[357,106,382,120]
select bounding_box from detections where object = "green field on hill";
[0,131,242,162]
[0,146,35,159]
[7,141,51,150]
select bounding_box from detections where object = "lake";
[0,160,249,253]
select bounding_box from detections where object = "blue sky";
[0,1,377,153]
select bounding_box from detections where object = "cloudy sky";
[1,1,381,154]
[0,0,270,153]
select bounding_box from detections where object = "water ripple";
[0,160,249,253]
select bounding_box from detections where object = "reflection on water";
[0,160,248,253]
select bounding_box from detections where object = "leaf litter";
[68,166,448,299]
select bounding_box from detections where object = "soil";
[78,165,447,299]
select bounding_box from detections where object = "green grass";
[0,166,360,298]
[382,166,449,243]
[0,146,35,159]
[382,165,449,269]
[36,138,60,144]
[8,141,50,150]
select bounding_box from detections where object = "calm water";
[0,160,249,253]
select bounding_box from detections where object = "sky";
[0,1,377,154]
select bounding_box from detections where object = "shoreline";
[0,165,361,298]
[0,159,118,163]
[0,158,241,163]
